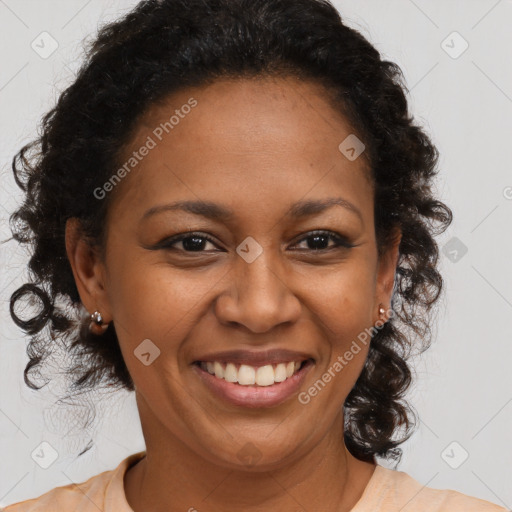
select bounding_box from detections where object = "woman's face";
[68,76,400,469]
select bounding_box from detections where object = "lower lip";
[192,360,314,408]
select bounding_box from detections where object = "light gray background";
[1,0,511,508]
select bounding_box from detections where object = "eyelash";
[156,230,355,253]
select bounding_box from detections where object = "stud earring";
[89,310,109,335]
[377,304,388,324]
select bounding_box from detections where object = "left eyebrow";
[286,197,363,224]
[141,200,234,223]
[141,197,363,224]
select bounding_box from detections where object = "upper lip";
[193,349,314,367]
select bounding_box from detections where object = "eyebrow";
[141,197,363,224]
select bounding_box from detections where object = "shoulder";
[2,451,146,512]
[1,471,113,512]
[356,465,508,512]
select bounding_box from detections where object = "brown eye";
[151,230,355,254]
[292,230,355,251]
[156,232,221,252]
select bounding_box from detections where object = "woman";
[4,0,507,510]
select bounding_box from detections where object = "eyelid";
[152,229,355,252]
[290,230,356,250]
[156,231,222,251]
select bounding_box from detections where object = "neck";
[125,398,376,512]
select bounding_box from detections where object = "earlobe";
[375,227,402,317]
[65,218,111,322]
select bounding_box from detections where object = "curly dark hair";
[5,0,452,466]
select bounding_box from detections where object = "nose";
[214,251,302,334]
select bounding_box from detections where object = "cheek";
[105,262,202,399]
[307,263,375,384]
[309,261,376,334]
[104,250,222,350]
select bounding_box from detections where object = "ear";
[65,218,112,322]
[374,226,401,322]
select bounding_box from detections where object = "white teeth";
[238,364,256,385]
[224,362,238,383]
[214,361,224,379]
[274,363,287,382]
[255,365,275,386]
[200,360,306,386]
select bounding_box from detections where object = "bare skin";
[65,75,401,511]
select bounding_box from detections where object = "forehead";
[108,76,373,226]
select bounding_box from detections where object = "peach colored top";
[3,451,507,511]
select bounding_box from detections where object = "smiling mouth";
[193,359,312,387]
